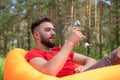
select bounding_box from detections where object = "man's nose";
[51,30,56,35]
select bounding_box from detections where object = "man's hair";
[31,17,51,34]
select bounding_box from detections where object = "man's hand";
[74,66,88,73]
[67,27,86,46]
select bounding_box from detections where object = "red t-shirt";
[25,47,76,77]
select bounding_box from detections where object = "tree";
[58,0,64,46]
[85,0,91,56]
[109,0,114,51]
[98,1,104,58]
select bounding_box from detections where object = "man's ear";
[33,31,40,39]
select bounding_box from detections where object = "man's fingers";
[74,67,82,73]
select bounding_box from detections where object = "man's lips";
[49,37,55,41]
[50,38,55,40]
[49,36,55,39]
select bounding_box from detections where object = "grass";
[0,56,5,80]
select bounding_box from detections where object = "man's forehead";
[40,22,54,28]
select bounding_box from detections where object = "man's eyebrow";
[45,27,55,29]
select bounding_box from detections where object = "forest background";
[0,0,120,80]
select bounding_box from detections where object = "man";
[25,17,120,77]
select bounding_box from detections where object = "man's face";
[39,22,56,48]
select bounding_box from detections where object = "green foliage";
[0,0,119,59]
[55,35,61,47]
[0,56,5,80]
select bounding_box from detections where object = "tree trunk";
[94,0,98,55]
[114,0,120,48]
[48,0,52,18]
[85,0,91,56]
[79,0,82,20]
[99,1,103,58]
[71,0,74,25]
[109,0,114,51]
[26,0,31,50]
[58,0,64,46]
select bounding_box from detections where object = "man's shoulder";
[27,48,43,54]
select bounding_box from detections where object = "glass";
[73,20,89,48]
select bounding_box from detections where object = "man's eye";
[45,29,50,31]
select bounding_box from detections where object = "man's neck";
[36,44,51,52]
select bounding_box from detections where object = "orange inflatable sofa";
[4,48,120,80]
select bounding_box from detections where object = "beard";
[39,33,55,48]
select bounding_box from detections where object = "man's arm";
[29,28,86,76]
[29,41,74,76]
[73,53,96,73]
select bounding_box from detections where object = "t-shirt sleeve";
[69,51,74,59]
[25,49,44,62]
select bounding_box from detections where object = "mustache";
[49,35,55,39]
